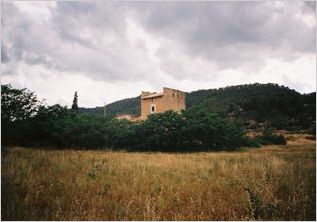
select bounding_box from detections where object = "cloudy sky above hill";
[1,1,316,107]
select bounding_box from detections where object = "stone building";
[140,87,186,120]
[115,87,186,121]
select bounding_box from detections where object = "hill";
[79,83,316,131]
[79,96,140,116]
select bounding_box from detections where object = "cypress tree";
[72,91,78,111]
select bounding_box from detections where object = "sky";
[1,1,316,108]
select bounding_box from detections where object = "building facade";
[115,87,186,121]
[140,87,186,120]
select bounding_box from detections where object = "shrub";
[242,137,261,148]
[244,129,287,147]
[258,129,287,145]
[124,109,247,152]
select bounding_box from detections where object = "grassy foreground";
[2,139,316,220]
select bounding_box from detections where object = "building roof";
[141,92,164,99]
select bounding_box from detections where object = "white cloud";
[11,1,56,23]
[1,61,154,107]
[1,1,316,107]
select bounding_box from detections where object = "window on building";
[151,98,154,103]
[150,105,155,113]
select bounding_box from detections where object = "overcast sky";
[1,1,316,107]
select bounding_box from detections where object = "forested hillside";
[79,96,140,116]
[1,83,309,150]
[80,83,316,131]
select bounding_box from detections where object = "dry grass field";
[2,135,316,220]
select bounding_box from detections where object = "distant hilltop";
[79,83,316,131]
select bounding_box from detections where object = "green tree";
[1,84,40,123]
[1,84,41,146]
[72,91,78,111]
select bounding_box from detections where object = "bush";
[261,129,286,145]
[245,130,287,147]
[2,105,249,151]
[2,102,286,151]
[256,133,287,145]
[124,109,247,152]
[242,137,261,148]
[2,83,284,151]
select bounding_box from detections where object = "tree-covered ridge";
[186,83,316,130]
[186,83,302,109]
[107,96,140,115]
[2,84,288,151]
[79,96,140,116]
[80,83,315,131]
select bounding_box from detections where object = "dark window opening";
[150,105,155,113]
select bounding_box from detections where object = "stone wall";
[140,87,186,120]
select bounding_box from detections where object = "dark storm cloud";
[1,2,139,81]
[1,1,316,81]
[129,1,315,69]
[52,2,127,46]
[303,1,316,13]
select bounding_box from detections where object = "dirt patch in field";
[247,130,316,145]
[283,133,316,145]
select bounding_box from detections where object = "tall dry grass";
[2,143,315,220]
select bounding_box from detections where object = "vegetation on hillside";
[79,96,140,116]
[1,84,315,220]
[2,84,289,151]
[87,83,315,132]
[1,85,243,150]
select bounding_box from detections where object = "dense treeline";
[89,83,315,132]
[187,83,315,132]
[2,84,286,151]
